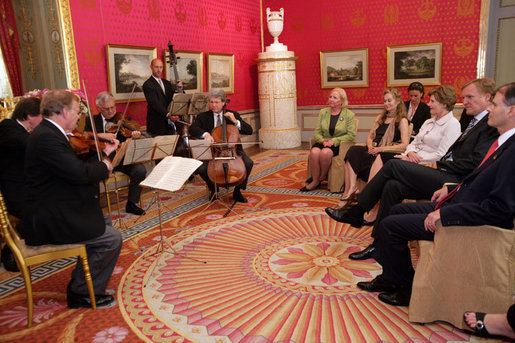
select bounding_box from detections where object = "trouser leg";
[115,164,146,204]
[70,216,122,295]
[374,202,435,286]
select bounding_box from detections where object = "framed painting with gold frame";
[206,53,234,94]
[106,44,157,102]
[387,43,442,87]
[320,48,369,88]
[164,50,203,93]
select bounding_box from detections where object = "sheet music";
[123,135,178,165]
[111,139,131,168]
[140,156,202,192]
[189,139,212,160]
[169,93,192,116]
[188,93,210,115]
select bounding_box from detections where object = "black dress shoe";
[349,244,376,260]
[357,276,400,293]
[1,245,19,272]
[67,285,114,308]
[233,190,248,203]
[305,177,313,184]
[378,286,411,306]
[325,205,364,228]
[363,219,376,226]
[125,202,145,215]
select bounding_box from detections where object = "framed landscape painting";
[106,44,157,102]
[206,53,234,94]
[320,48,369,88]
[387,43,442,86]
[164,50,203,93]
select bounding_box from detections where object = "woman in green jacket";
[301,88,356,191]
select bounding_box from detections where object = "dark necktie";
[215,114,222,127]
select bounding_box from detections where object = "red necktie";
[435,139,499,210]
[478,139,499,168]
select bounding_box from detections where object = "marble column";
[256,50,301,149]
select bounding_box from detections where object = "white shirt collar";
[16,119,30,132]
[45,118,69,140]
[473,109,489,123]
[498,128,515,148]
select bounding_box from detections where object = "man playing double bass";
[189,89,253,203]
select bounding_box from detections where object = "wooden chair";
[0,192,96,328]
[307,119,359,193]
[409,223,515,329]
[102,171,130,216]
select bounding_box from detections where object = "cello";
[206,100,246,190]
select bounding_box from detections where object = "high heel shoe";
[330,191,357,210]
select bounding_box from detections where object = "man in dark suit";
[404,81,431,136]
[84,91,146,215]
[326,78,499,260]
[18,90,122,309]
[143,58,182,137]
[0,97,42,272]
[356,82,515,306]
[189,89,253,203]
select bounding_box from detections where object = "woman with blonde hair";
[301,87,356,191]
[332,87,409,208]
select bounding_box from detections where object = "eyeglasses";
[100,105,116,111]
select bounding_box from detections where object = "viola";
[207,108,246,188]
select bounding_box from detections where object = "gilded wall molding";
[56,0,79,89]
[477,0,490,78]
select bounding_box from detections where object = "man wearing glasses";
[83,91,147,215]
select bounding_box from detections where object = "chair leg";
[19,265,33,328]
[103,181,112,217]
[79,253,96,310]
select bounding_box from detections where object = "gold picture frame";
[387,43,442,87]
[164,50,203,94]
[320,48,369,88]
[206,53,234,94]
[106,44,157,102]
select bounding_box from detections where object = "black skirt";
[311,142,339,157]
[344,145,375,181]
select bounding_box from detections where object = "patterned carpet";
[0,150,506,342]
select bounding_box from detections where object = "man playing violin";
[189,89,253,203]
[143,58,183,137]
[18,90,122,309]
[83,91,147,215]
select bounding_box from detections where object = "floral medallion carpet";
[0,150,507,342]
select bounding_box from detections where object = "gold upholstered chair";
[307,119,359,193]
[102,171,130,217]
[0,192,96,328]
[408,222,515,329]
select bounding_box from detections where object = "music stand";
[140,156,206,288]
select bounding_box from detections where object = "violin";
[69,130,107,155]
[105,112,141,138]
[207,103,246,188]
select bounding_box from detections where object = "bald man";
[142,58,182,137]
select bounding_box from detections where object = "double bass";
[166,40,189,157]
[207,101,246,189]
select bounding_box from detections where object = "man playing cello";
[189,89,253,203]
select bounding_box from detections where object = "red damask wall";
[69,0,261,124]
[262,0,482,106]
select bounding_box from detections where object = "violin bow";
[114,82,137,136]
[82,79,103,161]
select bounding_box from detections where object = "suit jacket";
[405,100,431,135]
[0,119,29,216]
[189,109,253,154]
[19,119,109,245]
[441,133,515,229]
[313,107,356,146]
[436,114,498,178]
[143,76,177,136]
